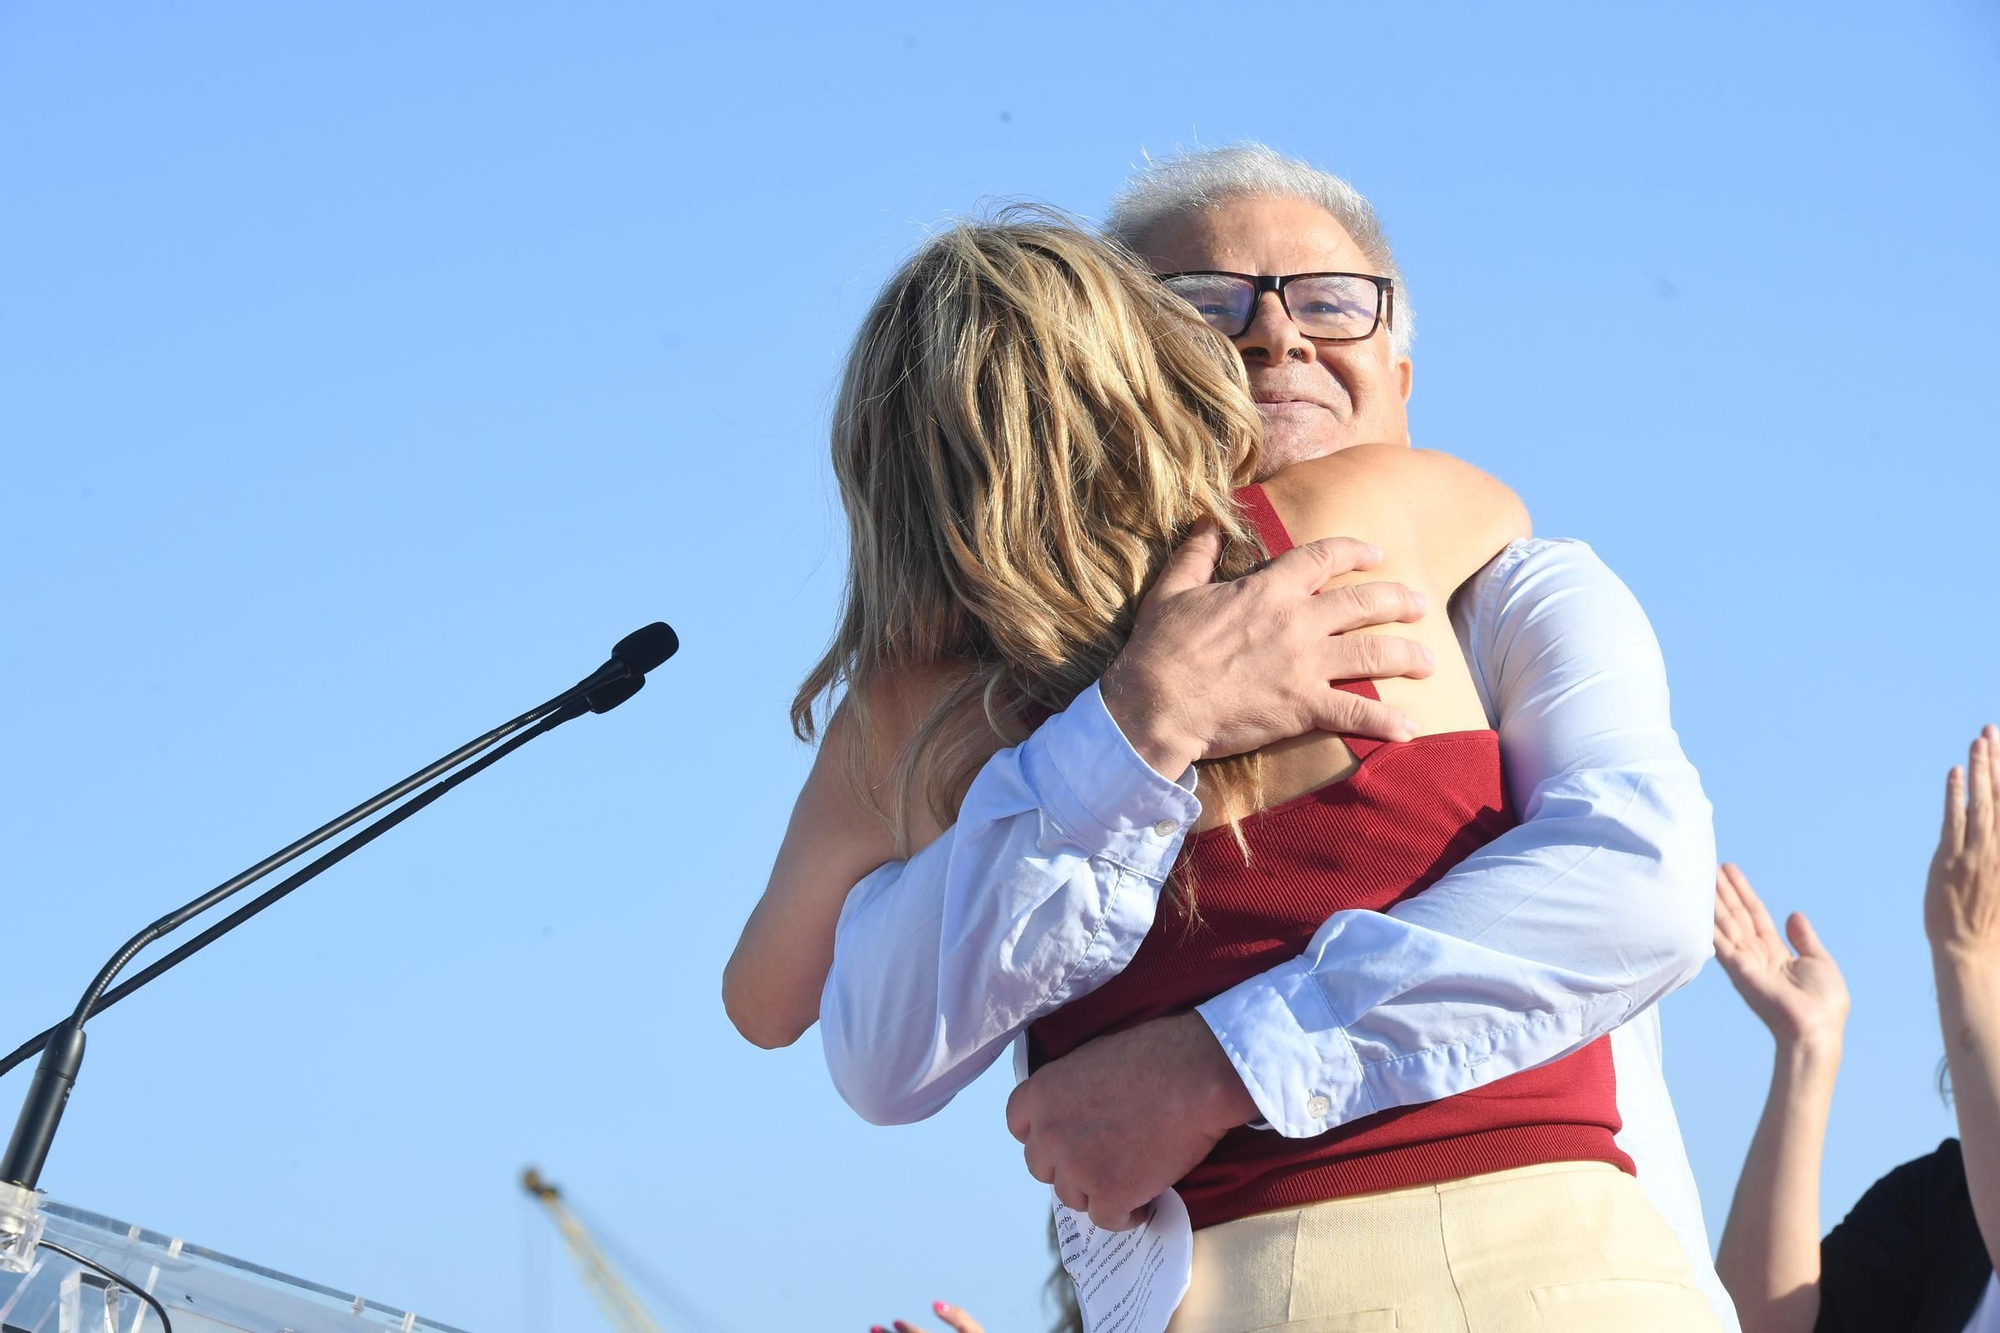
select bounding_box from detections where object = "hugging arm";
[818,681,1199,1122]
[824,538,1712,1133]
[726,523,1431,1082]
[1195,535,1715,1134]
[724,703,908,1051]
[808,527,1428,1122]
[820,448,1711,1136]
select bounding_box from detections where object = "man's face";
[1138,194,1414,476]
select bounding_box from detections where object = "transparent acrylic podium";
[0,1198,472,1333]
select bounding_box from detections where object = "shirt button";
[1152,818,1179,837]
[1306,1094,1332,1120]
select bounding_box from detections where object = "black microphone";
[611,622,679,675]
[584,674,645,714]
[0,622,678,1197]
[573,622,679,697]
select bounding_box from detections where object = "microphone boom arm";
[0,622,674,1193]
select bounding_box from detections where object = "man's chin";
[1255,419,1361,476]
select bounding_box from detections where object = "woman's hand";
[1714,863,1849,1052]
[1926,724,2000,965]
[1713,861,1846,1333]
[870,1301,984,1333]
[1928,728,2000,1278]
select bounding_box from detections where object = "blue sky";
[1,2,1995,1328]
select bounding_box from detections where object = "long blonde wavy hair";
[793,208,1270,877]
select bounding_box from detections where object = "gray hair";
[1104,143,1413,358]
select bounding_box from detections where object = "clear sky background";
[2,3,1996,1329]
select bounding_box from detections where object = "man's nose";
[1233,290,1316,364]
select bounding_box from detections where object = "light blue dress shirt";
[819,538,1715,1135]
[815,537,1734,1326]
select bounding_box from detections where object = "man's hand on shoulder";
[1100,520,1433,778]
[1005,1011,1257,1230]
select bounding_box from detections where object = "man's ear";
[1398,356,1414,403]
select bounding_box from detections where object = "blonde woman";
[726,212,1718,1330]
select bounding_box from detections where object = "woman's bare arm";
[724,707,890,1048]
[723,671,977,1048]
[1260,444,1530,602]
[1711,864,1849,1333]
[1927,725,2000,1275]
[1248,444,1529,764]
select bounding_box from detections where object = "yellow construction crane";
[521,1167,665,1333]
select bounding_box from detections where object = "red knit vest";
[1027,485,1629,1231]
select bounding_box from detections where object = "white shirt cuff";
[1019,681,1201,884]
[1196,957,1368,1138]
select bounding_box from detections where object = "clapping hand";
[870,1301,984,1333]
[1713,863,1849,1052]
[1926,724,2000,964]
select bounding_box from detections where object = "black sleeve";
[1815,1152,1930,1329]
[1816,1140,1989,1333]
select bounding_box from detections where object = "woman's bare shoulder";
[1252,445,1429,551]
[1260,444,1499,521]
[839,661,974,765]
[1257,445,1526,586]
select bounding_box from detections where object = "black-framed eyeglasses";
[1158,271,1395,342]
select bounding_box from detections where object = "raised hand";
[871,1300,985,1333]
[1713,863,1849,1051]
[1712,863,1849,1328]
[1927,724,2000,963]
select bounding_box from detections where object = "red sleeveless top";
[1027,486,1629,1231]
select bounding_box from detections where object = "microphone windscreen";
[585,674,645,714]
[612,622,679,675]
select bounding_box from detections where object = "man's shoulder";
[1486,535,1603,581]
[1450,537,1664,700]
[1452,537,1614,629]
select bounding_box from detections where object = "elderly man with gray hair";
[781,145,1730,1329]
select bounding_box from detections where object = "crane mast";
[521,1167,666,1333]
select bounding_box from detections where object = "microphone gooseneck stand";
[0,622,678,1201]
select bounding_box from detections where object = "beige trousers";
[1166,1162,1722,1333]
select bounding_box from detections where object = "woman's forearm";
[1715,1036,1841,1333]
[1936,952,2000,1272]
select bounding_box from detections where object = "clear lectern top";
[0,1197,473,1333]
